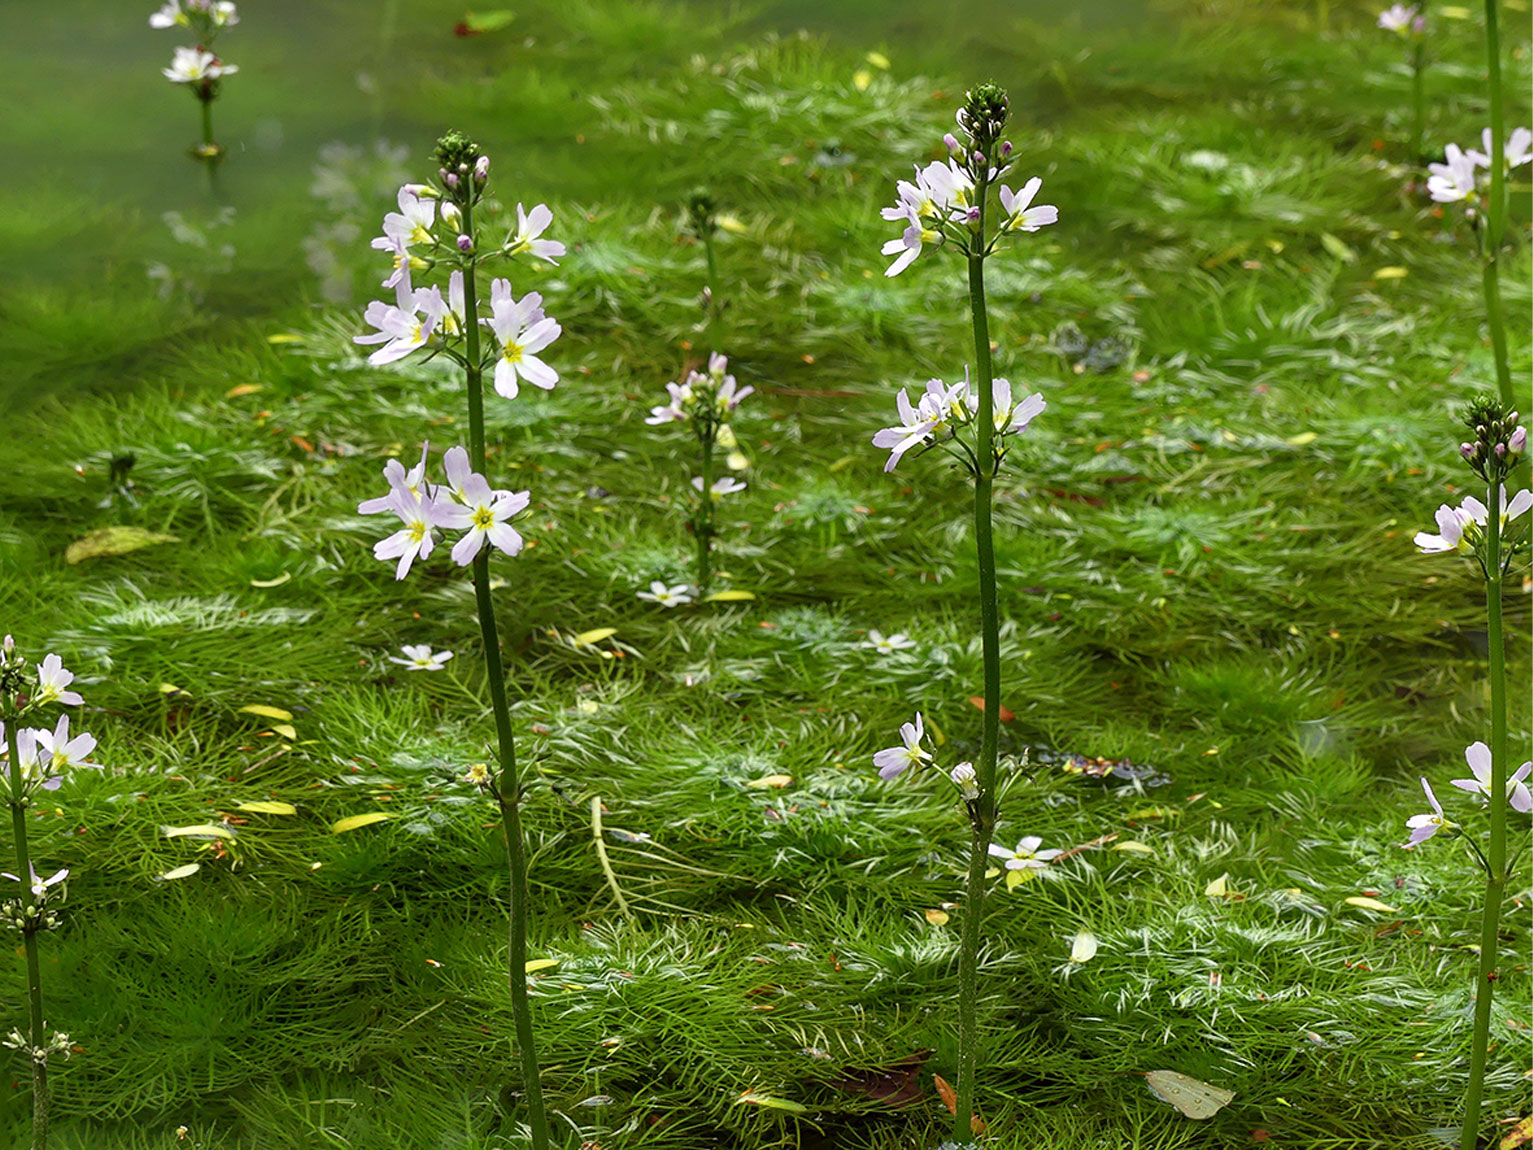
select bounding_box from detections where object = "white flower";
[34,654,84,708]
[1427,143,1483,204]
[505,203,566,264]
[163,46,237,83]
[370,186,437,253]
[691,476,746,499]
[1,865,68,901]
[33,715,98,774]
[871,388,942,472]
[149,1,186,27]
[355,276,437,366]
[1451,741,1533,813]
[864,630,916,654]
[487,280,560,399]
[439,471,530,565]
[873,713,932,781]
[968,377,1046,435]
[1377,4,1419,33]
[388,645,453,671]
[636,581,693,608]
[372,486,452,580]
[1405,777,1450,845]
[1469,127,1533,169]
[997,177,1059,233]
[950,762,979,800]
[987,835,1063,870]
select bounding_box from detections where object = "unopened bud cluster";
[433,131,491,206]
[1459,397,1525,482]
[3,896,60,936]
[685,189,717,241]
[954,82,1011,175]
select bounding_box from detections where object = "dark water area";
[1,0,1167,410]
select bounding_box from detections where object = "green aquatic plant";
[352,130,568,1150]
[150,0,241,162]
[1408,398,1530,1150]
[0,639,100,1149]
[870,81,1062,1145]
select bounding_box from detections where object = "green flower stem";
[1409,41,1425,163]
[696,428,716,596]
[200,97,214,151]
[953,183,1001,1148]
[6,722,48,1150]
[1461,476,1509,1150]
[460,196,551,1150]
[702,229,720,318]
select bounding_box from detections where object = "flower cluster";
[645,353,753,426]
[152,1,239,95]
[1427,128,1533,205]
[358,444,531,580]
[1458,399,1527,483]
[354,141,565,401]
[1377,4,1425,36]
[1414,488,1531,556]
[872,372,1045,473]
[1406,742,1532,846]
[880,83,1057,276]
[0,644,101,799]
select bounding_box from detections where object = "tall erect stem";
[696,427,716,596]
[460,197,552,1150]
[953,168,1001,1146]
[6,722,48,1150]
[1409,41,1425,163]
[1460,477,1509,1150]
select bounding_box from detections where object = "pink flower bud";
[443,171,460,188]
[474,155,490,183]
[943,133,959,151]
[457,233,473,252]
[1461,442,1477,460]
[1000,141,1012,158]
[1510,427,1527,455]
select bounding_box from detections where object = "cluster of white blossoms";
[872,372,1045,472]
[355,180,566,400]
[878,89,1058,278]
[645,352,753,426]
[1427,127,1533,204]
[1407,742,1533,845]
[358,444,531,580]
[0,647,100,796]
[151,0,239,85]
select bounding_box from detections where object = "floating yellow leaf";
[65,527,181,565]
[1286,432,1317,446]
[925,908,950,926]
[927,715,947,746]
[1373,266,1409,280]
[704,590,756,602]
[162,824,232,839]
[1005,868,1038,890]
[735,1092,808,1113]
[853,69,872,91]
[269,724,298,741]
[158,682,184,695]
[827,455,857,473]
[575,699,600,715]
[236,801,297,815]
[866,50,890,69]
[1112,841,1156,855]
[524,958,559,974]
[1204,873,1231,898]
[1144,1070,1235,1119]
[716,214,747,235]
[249,572,292,588]
[266,332,306,344]
[239,705,294,722]
[1498,1114,1533,1149]
[1343,896,1400,913]
[157,863,201,881]
[1069,930,1099,964]
[331,812,393,833]
[745,774,792,789]
[1439,4,1470,16]
[575,627,618,645]
[1125,806,1177,821]
[225,383,264,398]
